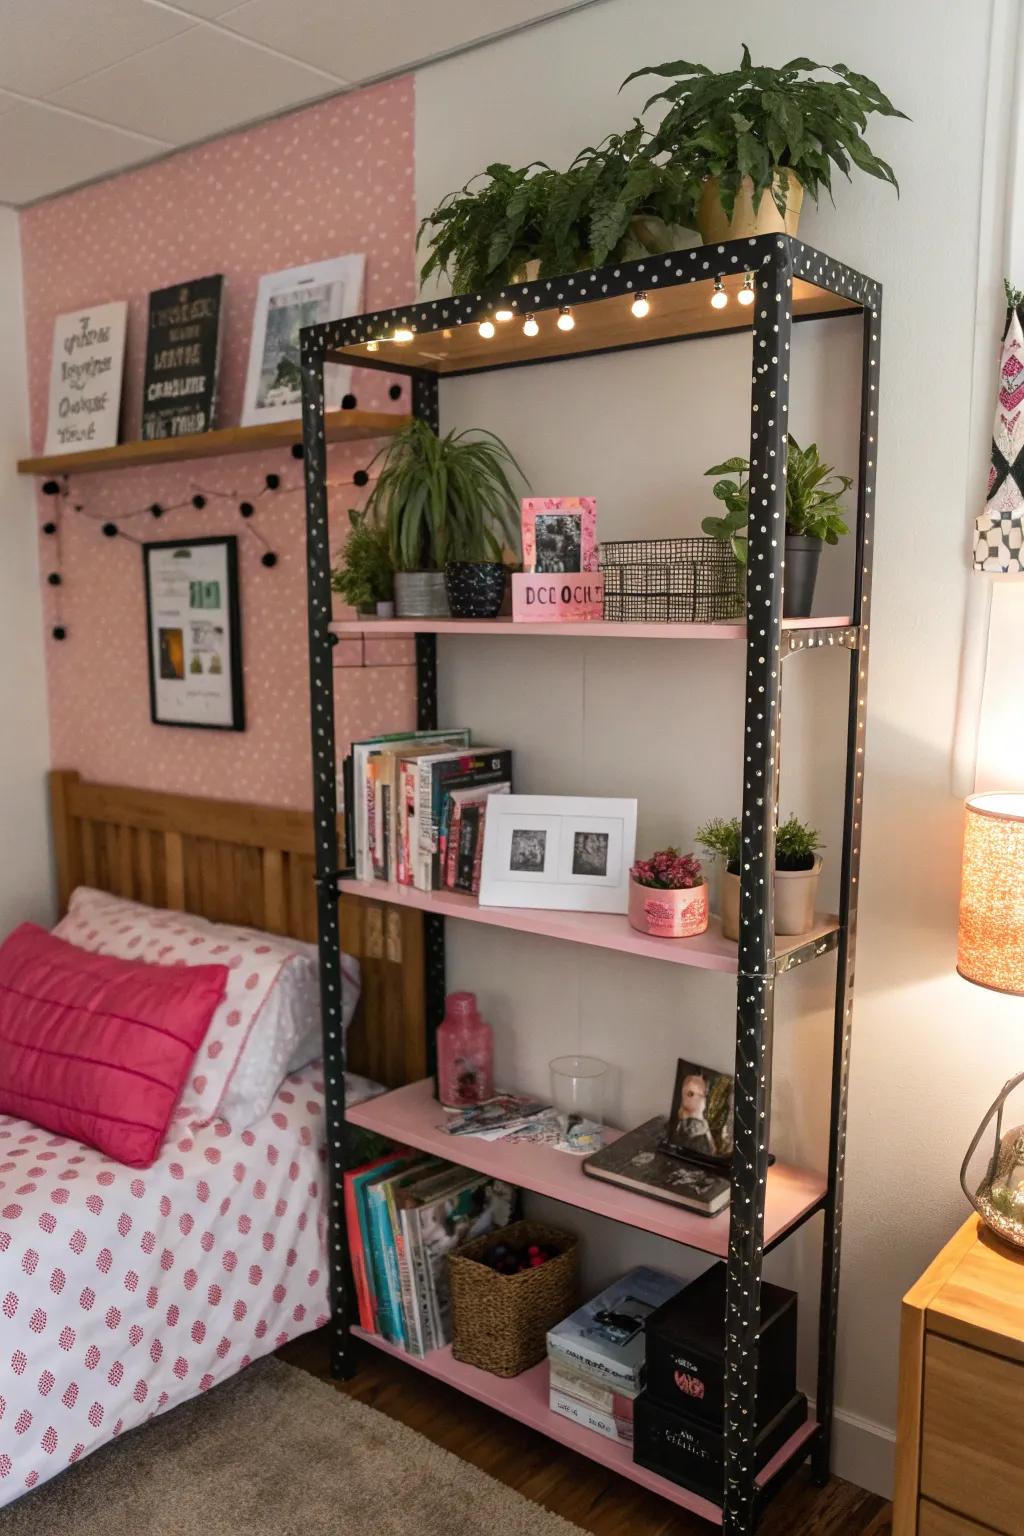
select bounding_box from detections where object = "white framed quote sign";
[44,301,127,455]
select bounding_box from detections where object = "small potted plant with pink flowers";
[628,847,709,939]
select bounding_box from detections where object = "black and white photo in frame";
[143,537,244,731]
[479,795,637,913]
[45,301,127,454]
[241,255,364,426]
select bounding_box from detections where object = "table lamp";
[958,792,1024,1248]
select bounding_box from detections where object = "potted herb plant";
[624,45,906,242]
[696,814,823,939]
[628,847,708,939]
[362,419,526,619]
[417,124,696,295]
[331,508,394,617]
[701,437,852,617]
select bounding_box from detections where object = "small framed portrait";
[661,1059,735,1169]
[479,795,637,913]
[521,497,598,575]
[143,536,244,731]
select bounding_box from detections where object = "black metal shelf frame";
[299,233,881,1536]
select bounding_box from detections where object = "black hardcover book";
[633,1388,808,1499]
[582,1118,730,1216]
[454,804,481,893]
[142,275,224,439]
[644,1260,798,1425]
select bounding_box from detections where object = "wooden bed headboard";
[49,770,426,1089]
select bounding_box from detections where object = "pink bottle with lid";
[437,991,494,1110]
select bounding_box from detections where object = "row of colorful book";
[343,1148,517,1357]
[342,729,513,895]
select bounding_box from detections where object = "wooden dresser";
[894,1213,1024,1535]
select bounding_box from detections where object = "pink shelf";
[346,1078,826,1256]
[351,1325,818,1525]
[331,615,853,640]
[339,878,839,974]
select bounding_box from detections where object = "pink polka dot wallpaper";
[19,79,418,809]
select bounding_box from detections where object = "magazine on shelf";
[441,1095,551,1140]
[582,1119,731,1217]
[364,1158,442,1348]
[393,1162,477,1356]
[546,1266,686,1391]
[404,1174,516,1349]
[343,1152,414,1333]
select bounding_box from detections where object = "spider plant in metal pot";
[701,437,852,617]
[362,419,526,619]
[624,45,906,242]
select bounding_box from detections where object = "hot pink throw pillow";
[0,923,227,1168]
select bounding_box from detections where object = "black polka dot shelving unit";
[298,235,882,1536]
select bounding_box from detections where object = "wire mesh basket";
[600,537,743,623]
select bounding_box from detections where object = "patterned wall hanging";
[975,281,1024,571]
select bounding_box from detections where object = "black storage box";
[633,1387,808,1499]
[644,1261,797,1426]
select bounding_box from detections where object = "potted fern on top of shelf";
[417,124,696,295]
[623,45,906,242]
[362,419,526,618]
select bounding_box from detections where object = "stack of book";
[545,1267,686,1445]
[342,730,513,895]
[344,1150,517,1358]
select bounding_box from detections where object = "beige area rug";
[0,1357,586,1536]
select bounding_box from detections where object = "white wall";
[0,207,53,928]
[415,0,1001,1498]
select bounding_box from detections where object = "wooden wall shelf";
[17,409,409,478]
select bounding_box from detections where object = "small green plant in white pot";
[331,508,394,617]
[696,814,823,939]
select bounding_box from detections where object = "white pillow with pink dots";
[53,887,360,1132]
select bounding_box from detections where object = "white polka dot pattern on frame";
[21,78,418,806]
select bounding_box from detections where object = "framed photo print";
[660,1059,735,1170]
[479,795,637,913]
[521,497,598,574]
[143,537,244,731]
[241,254,365,426]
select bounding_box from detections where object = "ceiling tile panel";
[218,0,589,81]
[150,0,242,15]
[50,26,344,144]
[0,0,195,98]
[0,100,169,205]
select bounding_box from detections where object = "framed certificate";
[143,536,244,731]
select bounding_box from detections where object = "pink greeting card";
[521,497,598,574]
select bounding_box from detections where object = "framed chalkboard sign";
[142,275,224,440]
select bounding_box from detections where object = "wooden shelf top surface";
[18,408,409,477]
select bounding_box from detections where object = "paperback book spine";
[343,1172,374,1332]
[396,1208,427,1357]
[366,1182,406,1348]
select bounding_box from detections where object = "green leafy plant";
[624,45,906,219]
[696,813,822,873]
[416,124,696,294]
[695,816,742,874]
[331,509,394,611]
[775,814,823,872]
[702,437,852,562]
[362,418,526,572]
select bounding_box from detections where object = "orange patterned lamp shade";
[958,792,1024,994]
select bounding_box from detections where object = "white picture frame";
[44,300,127,455]
[241,254,365,426]
[479,795,638,914]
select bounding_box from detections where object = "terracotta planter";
[697,169,804,244]
[628,878,709,939]
[719,859,822,941]
[775,857,823,936]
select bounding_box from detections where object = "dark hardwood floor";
[280,1331,892,1535]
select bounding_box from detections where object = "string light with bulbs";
[36,383,403,642]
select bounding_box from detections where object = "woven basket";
[448,1219,579,1377]
[601,537,743,623]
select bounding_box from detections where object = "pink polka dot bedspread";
[0,1063,344,1503]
